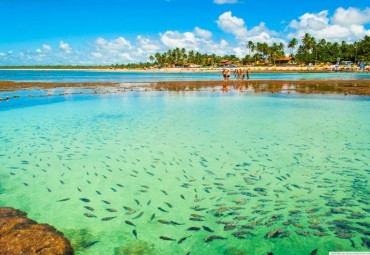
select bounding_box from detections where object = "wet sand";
[0,80,370,95]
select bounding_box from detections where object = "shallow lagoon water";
[0,69,370,82]
[0,90,369,255]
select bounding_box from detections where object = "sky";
[0,0,369,65]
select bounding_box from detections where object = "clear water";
[0,70,370,82]
[0,90,369,255]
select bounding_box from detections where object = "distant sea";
[0,70,369,82]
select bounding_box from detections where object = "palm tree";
[247,41,255,55]
[302,33,315,53]
[288,38,298,56]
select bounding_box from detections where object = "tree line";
[1,34,369,69]
[148,34,369,67]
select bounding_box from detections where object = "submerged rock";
[0,207,74,255]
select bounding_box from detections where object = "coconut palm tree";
[288,38,298,56]
[247,41,255,55]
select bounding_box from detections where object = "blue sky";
[0,0,369,65]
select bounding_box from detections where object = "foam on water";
[0,91,369,255]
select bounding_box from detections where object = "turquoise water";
[0,70,370,82]
[0,90,369,255]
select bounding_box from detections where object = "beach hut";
[275,56,293,65]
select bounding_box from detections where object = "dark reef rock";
[0,207,74,255]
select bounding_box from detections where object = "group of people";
[222,68,251,82]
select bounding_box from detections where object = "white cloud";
[0,52,5,57]
[288,7,370,42]
[161,31,197,49]
[332,7,370,26]
[96,37,132,51]
[194,27,213,40]
[43,44,52,52]
[214,0,237,4]
[160,29,231,56]
[136,35,162,54]
[91,37,134,63]
[216,11,286,48]
[36,49,42,53]
[217,11,248,41]
[59,41,72,53]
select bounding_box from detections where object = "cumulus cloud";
[194,27,213,40]
[332,7,370,26]
[214,0,237,4]
[42,44,52,52]
[91,37,134,63]
[216,11,285,46]
[136,35,162,54]
[59,41,72,53]
[288,7,370,42]
[160,29,232,56]
[217,11,248,41]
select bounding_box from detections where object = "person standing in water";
[222,69,227,82]
[247,69,251,79]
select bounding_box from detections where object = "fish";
[150,213,156,221]
[158,220,171,225]
[187,227,200,231]
[178,236,191,244]
[189,217,204,222]
[161,190,168,195]
[160,236,176,241]
[147,200,152,206]
[96,190,102,195]
[84,206,95,211]
[165,202,173,208]
[135,199,140,205]
[158,207,168,213]
[125,220,136,227]
[202,226,214,232]
[310,249,318,255]
[58,198,70,202]
[82,241,99,248]
[106,208,117,213]
[123,206,134,211]
[101,200,111,204]
[126,210,136,216]
[84,213,97,218]
[132,229,138,239]
[170,221,184,225]
[101,216,116,221]
[224,224,236,231]
[133,212,144,219]
[180,195,185,200]
[80,198,90,203]
[204,235,226,242]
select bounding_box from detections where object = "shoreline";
[0,80,370,96]
[0,67,366,73]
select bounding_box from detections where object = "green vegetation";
[1,34,369,69]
